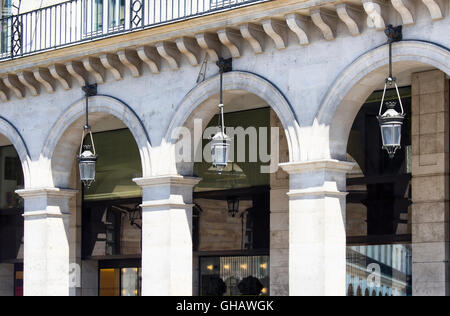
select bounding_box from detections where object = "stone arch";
[163,71,301,175]
[42,95,152,188]
[315,40,450,160]
[0,117,31,187]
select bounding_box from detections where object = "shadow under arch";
[0,116,31,187]
[42,95,152,188]
[315,40,450,161]
[163,71,302,175]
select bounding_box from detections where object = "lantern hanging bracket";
[384,25,402,81]
[379,25,404,117]
[81,83,98,131]
[79,84,98,157]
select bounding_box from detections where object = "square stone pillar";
[281,160,354,296]
[411,70,450,296]
[134,176,200,296]
[0,264,14,296]
[16,188,77,296]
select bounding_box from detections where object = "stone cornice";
[280,159,355,174]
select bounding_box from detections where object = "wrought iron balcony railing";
[0,0,270,61]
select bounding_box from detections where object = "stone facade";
[411,70,450,296]
[0,0,448,296]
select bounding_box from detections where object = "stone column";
[269,109,290,296]
[16,188,77,296]
[281,160,354,296]
[0,264,14,296]
[411,70,449,296]
[134,176,200,296]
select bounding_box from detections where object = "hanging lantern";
[378,99,405,159]
[78,130,97,188]
[378,25,405,159]
[211,127,231,172]
[211,58,232,172]
[78,84,98,187]
[227,196,240,217]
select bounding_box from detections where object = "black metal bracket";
[216,58,233,74]
[385,25,403,44]
[82,83,98,97]
[385,25,403,80]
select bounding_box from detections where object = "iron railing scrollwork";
[10,14,22,58]
[0,0,271,61]
[131,0,144,29]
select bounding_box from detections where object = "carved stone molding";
[310,9,336,41]
[240,23,265,54]
[195,33,221,62]
[286,14,310,46]
[156,42,181,70]
[118,50,142,77]
[176,37,201,66]
[217,28,242,58]
[33,68,55,94]
[100,53,124,81]
[262,19,288,50]
[18,71,40,96]
[136,46,161,74]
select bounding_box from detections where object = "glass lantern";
[78,144,97,188]
[211,130,230,172]
[378,100,405,158]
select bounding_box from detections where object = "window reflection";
[346,244,412,296]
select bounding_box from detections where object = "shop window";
[346,87,412,296]
[0,145,24,263]
[194,107,273,296]
[14,263,23,297]
[199,256,269,296]
[99,261,141,296]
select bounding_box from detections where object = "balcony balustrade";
[0,0,271,61]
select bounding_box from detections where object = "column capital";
[280,159,355,174]
[16,188,77,219]
[133,175,201,188]
[15,187,78,199]
[281,160,354,198]
[134,175,201,210]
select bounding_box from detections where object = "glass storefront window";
[0,145,24,263]
[200,256,269,296]
[14,265,23,297]
[99,267,141,296]
[346,87,412,296]
[346,244,412,296]
[346,87,412,239]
